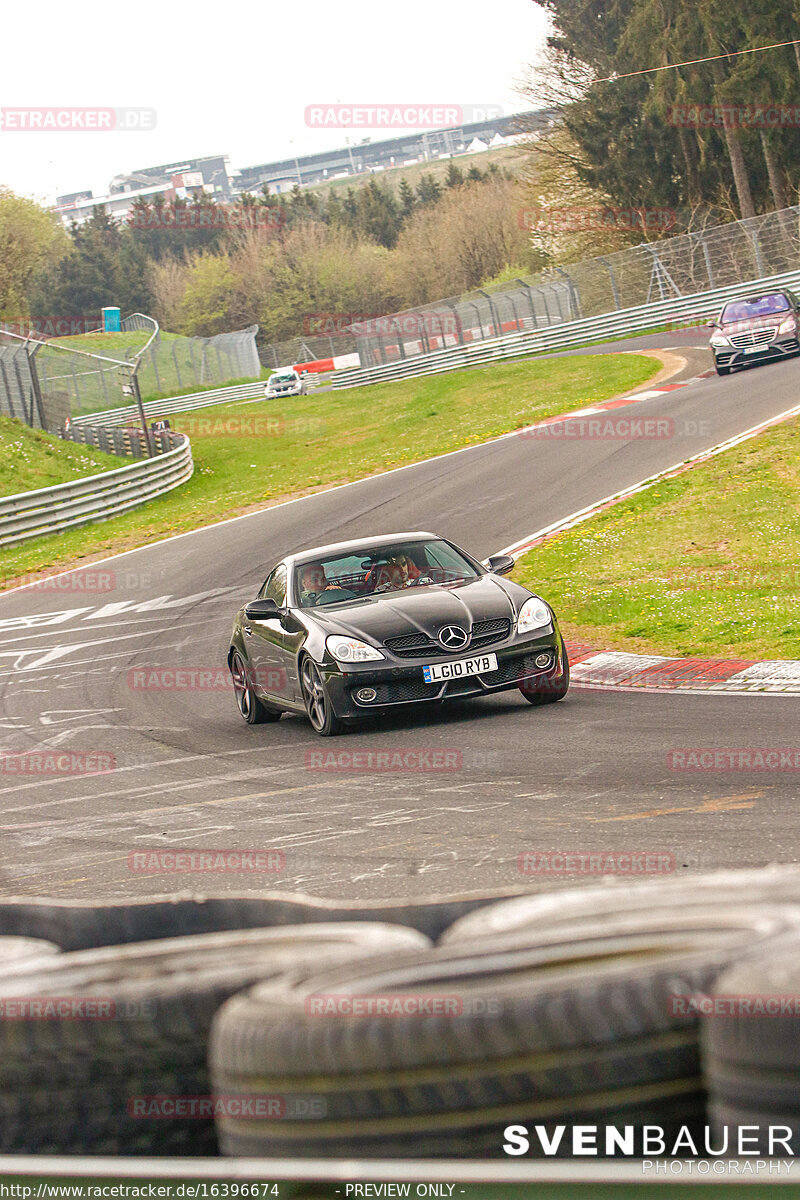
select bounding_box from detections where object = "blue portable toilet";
[102,306,121,333]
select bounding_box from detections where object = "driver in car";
[374,553,422,591]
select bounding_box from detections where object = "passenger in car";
[299,564,328,602]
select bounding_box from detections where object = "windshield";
[721,293,790,322]
[268,372,298,384]
[294,538,482,607]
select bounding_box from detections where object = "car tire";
[520,636,569,705]
[0,887,533,953]
[300,656,344,737]
[702,951,800,1151]
[230,650,280,724]
[0,936,60,966]
[209,904,800,1159]
[440,864,800,945]
[0,922,429,1155]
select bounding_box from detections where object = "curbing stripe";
[566,644,800,694]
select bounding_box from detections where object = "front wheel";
[520,638,570,706]
[301,657,344,737]
[231,651,281,725]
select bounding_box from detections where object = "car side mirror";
[245,598,282,619]
[705,320,716,329]
[486,554,515,576]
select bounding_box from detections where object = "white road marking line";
[0,358,701,600]
[500,399,800,559]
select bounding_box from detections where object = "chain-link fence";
[1,320,262,425]
[34,323,261,417]
[255,332,358,370]
[0,343,45,428]
[334,205,800,368]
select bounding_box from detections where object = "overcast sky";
[0,0,550,205]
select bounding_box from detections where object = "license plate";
[423,653,498,682]
[743,345,769,355]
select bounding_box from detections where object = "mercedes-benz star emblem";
[438,625,469,651]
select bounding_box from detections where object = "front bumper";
[318,628,565,720]
[713,335,800,369]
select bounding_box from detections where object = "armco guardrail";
[71,373,330,428]
[332,267,800,389]
[0,435,193,547]
[70,381,266,427]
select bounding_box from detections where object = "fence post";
[692,232,715,290]
[171,343,183,389]
[25,344,48,429]
[598,258,622,311]
[149,344,161,393]
[514,280,539,329]
[745,228,766,277]
[554,267,583,320]
[477,290,502,339]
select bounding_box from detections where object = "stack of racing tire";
[0,869,797,1156]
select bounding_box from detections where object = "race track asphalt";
[1,337,798,901]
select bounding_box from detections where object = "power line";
[594,38,800,84]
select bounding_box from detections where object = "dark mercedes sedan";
[709,289,800,375]
[228,532,569,736]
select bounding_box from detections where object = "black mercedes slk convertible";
[228,531,569,736]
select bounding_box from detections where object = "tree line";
[1,163,545,348]
[526,0,800,221]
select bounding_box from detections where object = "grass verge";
[0,415,121,495]
[0,352,658,586]
[513,416,800,660]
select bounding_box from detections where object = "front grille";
[384,632,438,658]
[471,618,511,647]
[385,618,512,659]
[728,327,777,348]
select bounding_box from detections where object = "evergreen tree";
[416,173,442,206]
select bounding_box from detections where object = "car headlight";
[710,333,729,347]
[326,636,385,663]
[779,315,797,335]
[517,596,552,635]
